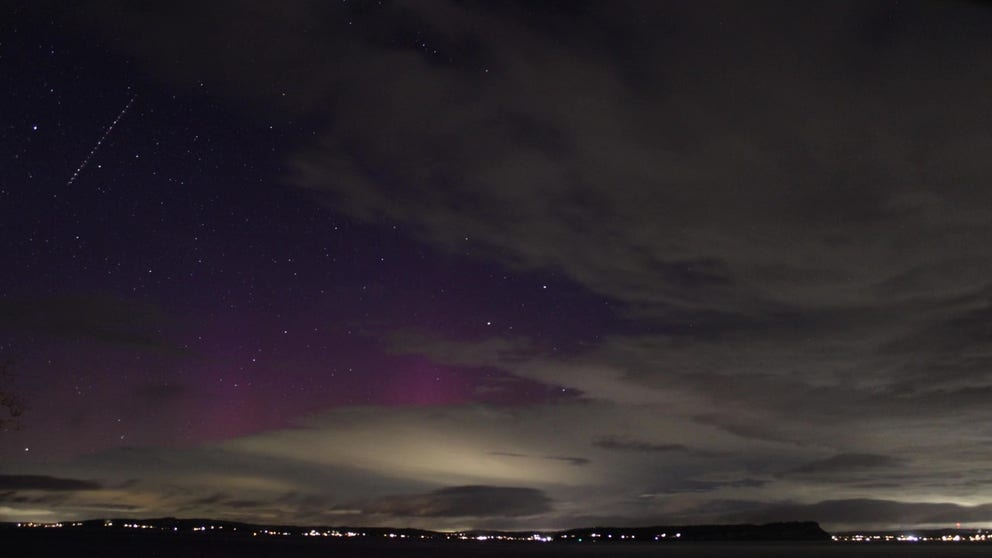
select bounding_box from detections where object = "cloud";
[359,485,552,518]
[0,474,100,491]
[649,478,769,495]
[278,2,992,317]
[594,437,692,454]
[541,456,590,467]
[2,399,988,529]
[0,401,757,525]
[490,452,590,467]
[788,453,905,476]
[0,491,72,505]
[72,0,992,398]
[175,492,268,513]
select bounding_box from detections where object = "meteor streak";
[66,95,136,186]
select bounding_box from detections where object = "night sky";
[3,0,992,532]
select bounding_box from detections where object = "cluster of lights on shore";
[834,532,990,543]
[300,530,554,542]
[13,521,992,544]
[13,521,553,542]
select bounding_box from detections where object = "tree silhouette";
[0,360,25,431]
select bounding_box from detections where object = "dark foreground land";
[6,531,992,558]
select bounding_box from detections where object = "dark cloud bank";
[85,0,992,434]
[359,485,552,518]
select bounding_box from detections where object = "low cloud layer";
[788,453,906,476]
[1,400,985,530]
[359,485,552,518]
[0,474,100,491]
[595,437,694,454]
